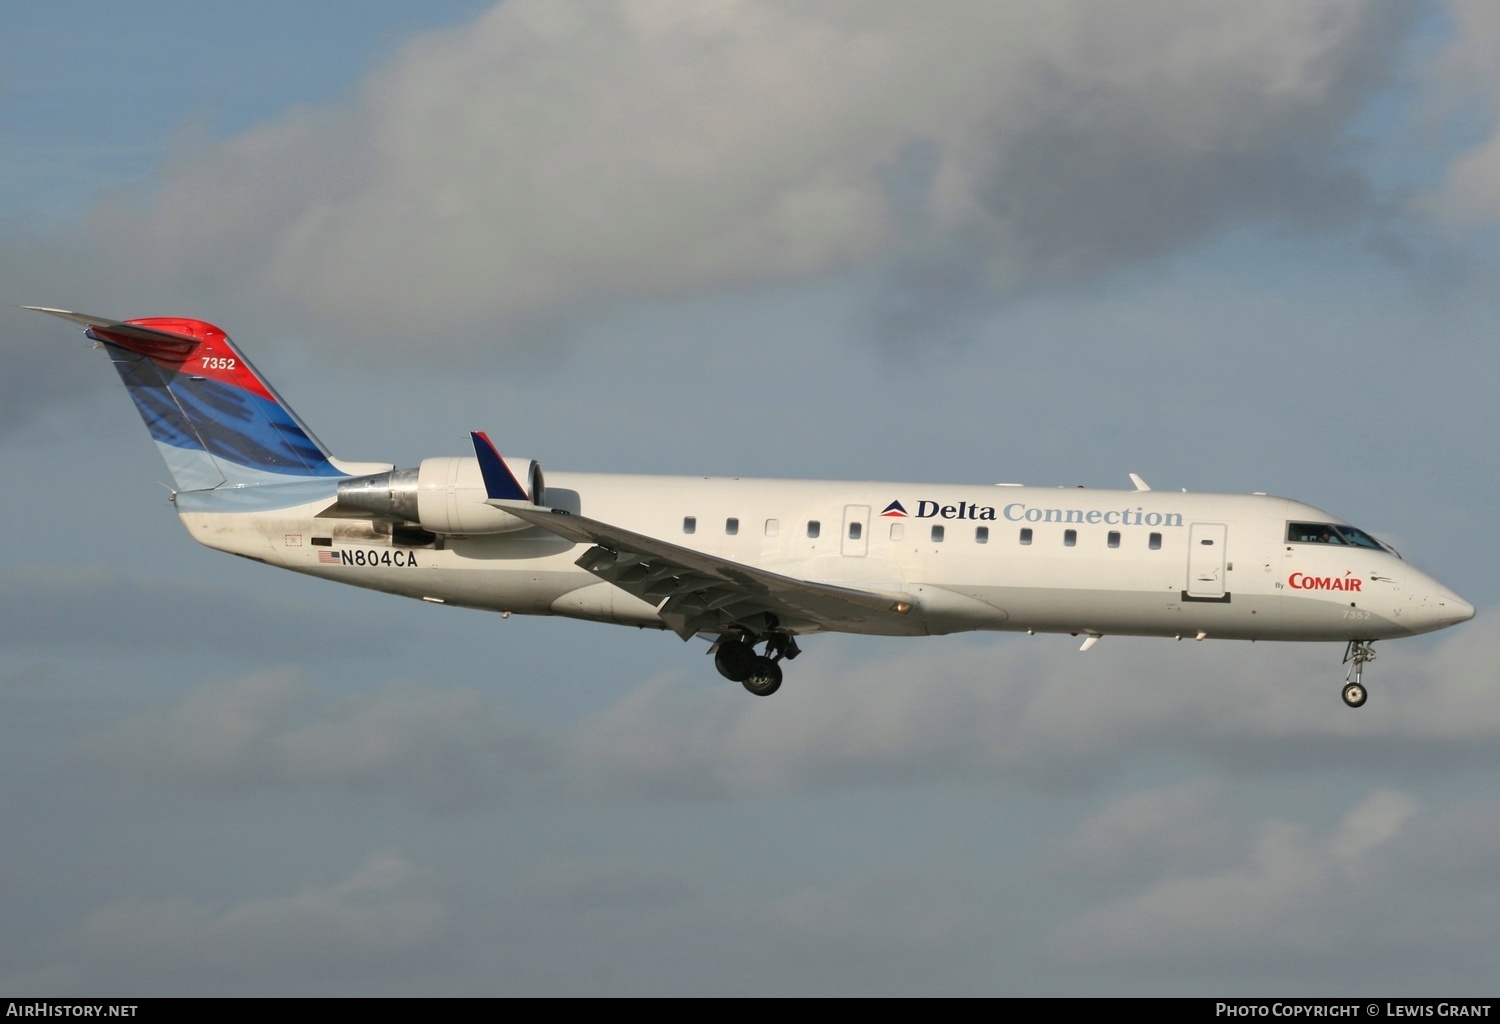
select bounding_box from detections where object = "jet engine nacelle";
[336,456,544,535]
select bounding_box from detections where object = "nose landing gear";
[1341,640,1375,708]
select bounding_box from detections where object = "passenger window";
[848,522,862,540]
[764,519,779,537]
[683,516,696,535]
[1064,529,1077,547]
[725,518,739,536]
[1019,528,1032,545]
[890,523,904,541]
[1149,532,1161,550]
[931,525,945,543]
[1107,531,1120,548]
[975,526,989,544]
[807,521,820,539]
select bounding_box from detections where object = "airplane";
[28,307,1475,707]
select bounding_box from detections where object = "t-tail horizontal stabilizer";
[24,307,199,354]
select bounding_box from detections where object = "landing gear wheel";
[741,657,783,696]
[1341,640,1375,709]
[714,640,757,682]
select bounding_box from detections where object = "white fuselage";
[176,473,1474,644]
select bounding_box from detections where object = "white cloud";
[753,863,995,971]
[570,615,1500,797]
[77,852,446,983]
[1046,789,1417,967]
[82,611,1500,806]
[0,566,399,659]
[517,855,700,913]
[85,671,554,807]
[89,0,1407,347]
[1426,0,1500,225]
[1036,783,1500,988]
[1055,779,1239,885]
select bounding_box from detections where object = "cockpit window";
[1288,522,1343,544]
[1335,526,1386,551]
[1286,521,1390,552]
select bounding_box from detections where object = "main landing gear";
[1341,640,1375,708]
[712,631,801,696]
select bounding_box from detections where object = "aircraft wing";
[495,502,916,640]
[468,432,915,639]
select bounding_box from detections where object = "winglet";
[1129,473,1151,492]
[470,431,529,501]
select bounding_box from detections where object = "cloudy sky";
[2,0,1498,996]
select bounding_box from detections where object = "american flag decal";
[318,550,341,564]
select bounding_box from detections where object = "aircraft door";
[1187,523,1228,598]
[842,505,870,557]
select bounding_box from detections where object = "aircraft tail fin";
[28,307,346,494]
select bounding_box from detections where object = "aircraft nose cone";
[1406,582,1474,635]
[1444,594,1476,625]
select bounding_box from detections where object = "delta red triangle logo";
[881,500,909,518]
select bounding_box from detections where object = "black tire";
[741,657,783,696]
[1342,681,1367,708]
[714,640,758,682]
